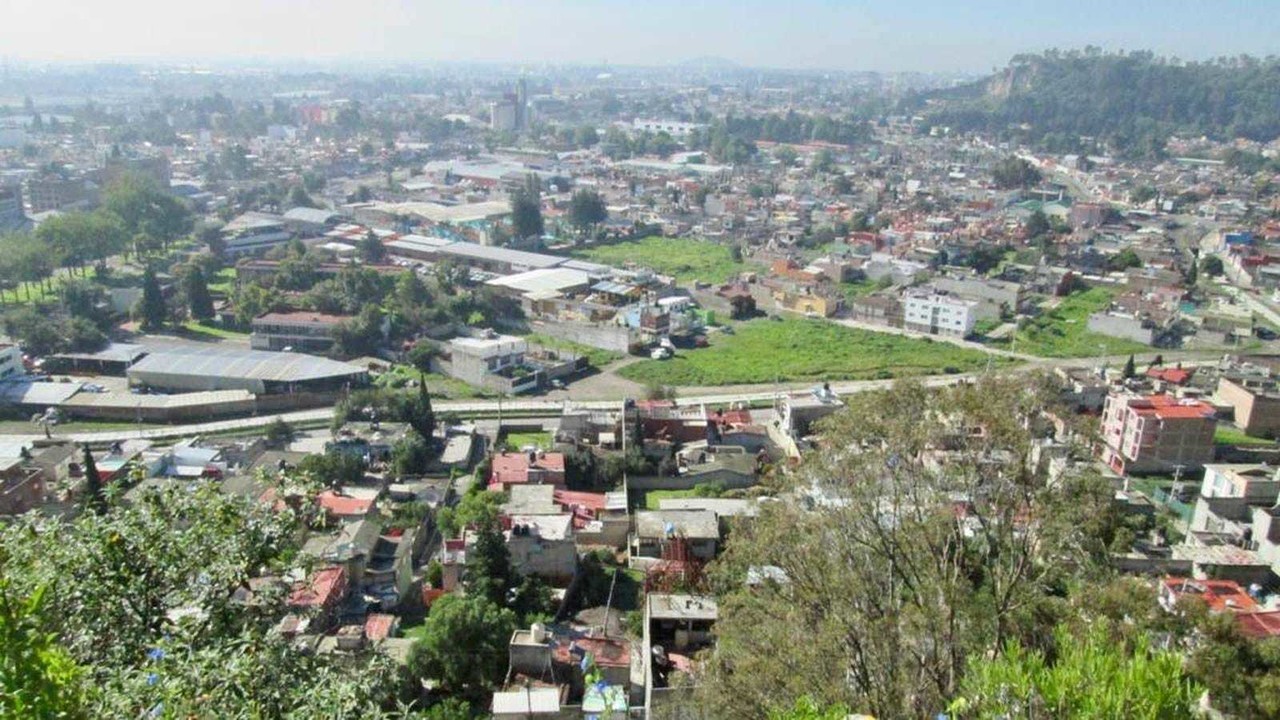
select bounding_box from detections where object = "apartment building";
[250,311,352,353]
[902,292,977,338]
[1100,393,1217,475]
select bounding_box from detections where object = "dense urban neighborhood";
[2,42,1280,720]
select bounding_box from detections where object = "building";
[0,343,22,380]
[1185,464,1280,583]
[489,100,517,132]
[127,347,368,394]
[0,186,28,232]
[1215,376,1280,439]
[1100,394,1217,475]
[219,212,293,256]
[504,514,577,582]
[22,176,94,214]
[0,455,45,516]
[902,292,977,338]
[445,333,532,390]
[251,311,352,353]
[489,451,566,491]
[631,119,706,138]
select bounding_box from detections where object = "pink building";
[1101,394,1217,475]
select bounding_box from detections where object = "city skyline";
[4,0,1277,74]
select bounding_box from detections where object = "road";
[0,349,1217,446]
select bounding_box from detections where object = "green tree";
[407,340,440,373]
[138,268,166,331]
[953,625,1199,719]
[264,417,295,448]
[297,452,364,491]
[1123,354,1137,379]
[391,434,433,477]
[1202,255,1224,277]
[80,445,106,515]
[407,594,516,701]
[1108,248,1143,271]
[0,581,85,719]
[287,185,317,209]
[992,156,1042,189]
[466,523,514,607]
[102,173,192,252]
[1025,209,1051,239]
[1186,613,1280,718]
[568,189,607,237]
[183,265,215,321]
[359,229,386,263]
[402,377,436,443]
[509,174,544,241]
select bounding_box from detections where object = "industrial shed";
[127,347,368,394]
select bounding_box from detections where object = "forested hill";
[907,50,1280,157]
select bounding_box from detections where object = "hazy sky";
[5,0,1277,73]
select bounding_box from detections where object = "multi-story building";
[445,333,535,392]
[0,186,27,232]
[250,311,351,353]
[1100,393,1217,475]
[23,176,94,214]
[0,343,22,380]
[1214,376,1280,439]
[903,292,977,338]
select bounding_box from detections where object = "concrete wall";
[537,320,637,354]
[1217,378,1280,439]
[1087,312,1156,345]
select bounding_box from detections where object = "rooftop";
[647,593,718,622]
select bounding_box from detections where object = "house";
[0,455,44,515]
[1100,394,1217,475]
[220,211,293,256]
[302,518,382,588]
[1215,376,1280,439]
[902,291,977,338]
[366,528,418,609]
[1159,577,1280,638]
[317,488,379,521]
[250,311,352,353]
[505,623,633,707]
[1186,464,1280,582]
[287,566,349,629]
[631,510,720,561]
[445,333,540,394]
[645,594,717,716]
[0,343,22,380]
[490,451,566,492]
[504,514,577,583]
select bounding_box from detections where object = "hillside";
[909,50,1280,157]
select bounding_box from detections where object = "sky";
[4,0,1277,73]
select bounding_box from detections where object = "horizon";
[4,0,1277,75]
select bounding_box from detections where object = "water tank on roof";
[531,622,547,643]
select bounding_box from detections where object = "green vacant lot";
[525,333,622,368]
[1214,425,1276,447]
[618,318,1003,386]
[570,236,758,284]
[502,431,553,450]
[1006,288,1150,358]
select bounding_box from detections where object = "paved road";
[0,349,1217,446]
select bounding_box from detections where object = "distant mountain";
[905,50,1280,158]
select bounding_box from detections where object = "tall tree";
[466,522,514,607]
[80,444,105,515]
[102,174,192,252]
[509,174,544,241]
[568,189,607,238]
[1123,354,1137,379]
[184,265,214,321]
[358,230,386,264]
[137,268,166,331]
[401,376,437,443]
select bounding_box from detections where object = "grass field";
[1214,424,1276,447]
[179,320,249,341]
[1002,288,1150,358]
[618,317,1004,386]
[525,334,623,368]
[0,419,166,434]
[374,364,493,399]
[207,267,236,295]
[502,431,553,450]
[569,236,759,284]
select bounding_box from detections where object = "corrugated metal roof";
[128,348,366,383]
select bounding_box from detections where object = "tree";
[699,375,1116,717]
[264,417,295,448]
[1186,613,1280,718]
[0,582,85,719]
[466,523,514,607]
[773,146,798,167]
[297,452,364,491]
[406,340,441,373]
[137,268,166,331]
[80,445,106,515]
[991,156,1042,189]
[1185,257,1198,287]
[1025,209,1051,239]
[730,293,757,320]
[330,304,384,358]
[407,594,516,701]
[402,377,436,443]
[391,434,433,477]
[287,185,317,209]
[358,230,386,264]
[1123,354,1137,379]
[1202,255,1224,277]
[509,174,544,241]
[568,189,607,237]
[183,265,215,321]
[102,174,192,252]
[1108,248,1143,271]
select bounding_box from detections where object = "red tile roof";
[1162,577,1259,613]
[288,566,347,609]
[1146,367,1194,385]
[1129,395,1216,420]
[364,613,398,641]
[1237,610,1280,639]
[490,452,566,487]
[318,490,375,517]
